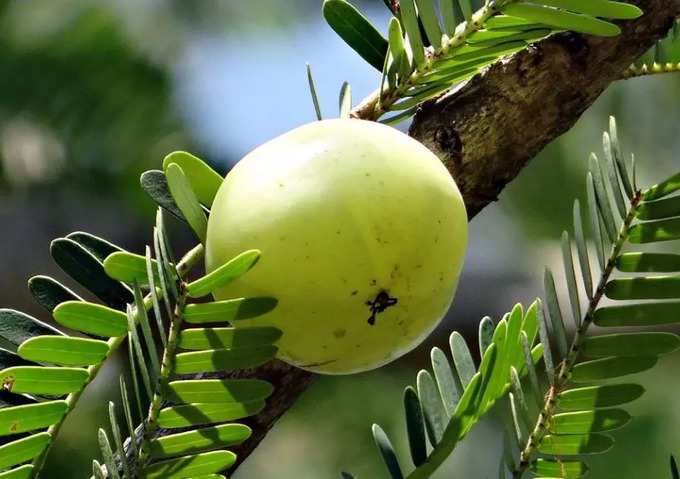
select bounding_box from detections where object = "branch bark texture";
[225,1,680,472]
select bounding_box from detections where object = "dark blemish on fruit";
[366,290,398,325]
[333,328,346,338]
[336,230,341,235]
[370,279,377,286]
[351,290,358,296]
[10,422,18,432]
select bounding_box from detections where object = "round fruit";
[205,119,468,374]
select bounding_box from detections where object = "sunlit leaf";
[18,336,109,366]
[165,378,273,404]
[150,423,250,458]
[163,151,223,207]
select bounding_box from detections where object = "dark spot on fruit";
[333,328,346,338]
[366,290,398,325]
[370,279,377,286]
[10,422,18,432]
[351,290,358,296]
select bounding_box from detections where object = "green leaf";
[636,195,680,221]
[417,369,447,446]
[140,170,185,220]
[520,332,542,409]
[608,116,634,199]
[537,0,642,19]
[478,316,495,357]
[322,0,389,71]
[157,400,266,428]
[484,15,540,30]
[537,300,555,382]
[186,250,261,298]
[399,0,425,66]
[431,347,460,416]
[306,63,323,120]
[501,4,621,36]
[616,252,680,272]
[118,377,139,459]
[0,466,34,479]
[339,82,352,119]
[544,269,568,358]
[108,401,130,479]
[177,326,282,350]
[557,384,645,410]
[165,378,273,403]
[125,305,153,398]
[150,423,251,458]
[66,232,122,262]
[643,172,680,200]
[165,163,208,243]
[458,0,472,19]
[550,409,630,434]
[0,432,50,469]
[538,433,614,455]
[372,424,404,479]
[602,132,628,220]
[0,366,89,394]
[606,275,680,299]
[586,174,606,271]
[403,386,427,467]
[103,251,164,286]
[449,331,475,387]
[98,428,120,479]
[573,200,594,299]
[173,345,277,374]
[439,0,461,35]
[0,309,65,348]
[582,332,680,357]
[571,356,657,382]
[18,336,109,366]
[589,153,618,241]
[53,301,128,337]
[594,302,680,327]
[50,238,133,310]
[163,151,223,207]
[561,232,582,328]
[388,18,410,83]
[415,0,443,47]
[28,276,84,313]
[529,459,588,478]
[0,400,67,436]
[142,450,236,479]
[628,217,680,243]
[182,297,278,324]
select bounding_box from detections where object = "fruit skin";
[206,119,468,374]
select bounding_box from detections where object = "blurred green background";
[0,0,679,477]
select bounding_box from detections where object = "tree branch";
[409,0,680,218]
[223,1,680,473]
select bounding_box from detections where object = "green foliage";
[348,117,680,478]
[0,151,280,478]
[322,0,642,122]
[628,19,680,78]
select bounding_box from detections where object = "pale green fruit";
[206,119,468,374]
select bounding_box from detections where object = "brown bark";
[224,1,680,473]
[410,0,680,218]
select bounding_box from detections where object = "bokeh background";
[1,0,679,477]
